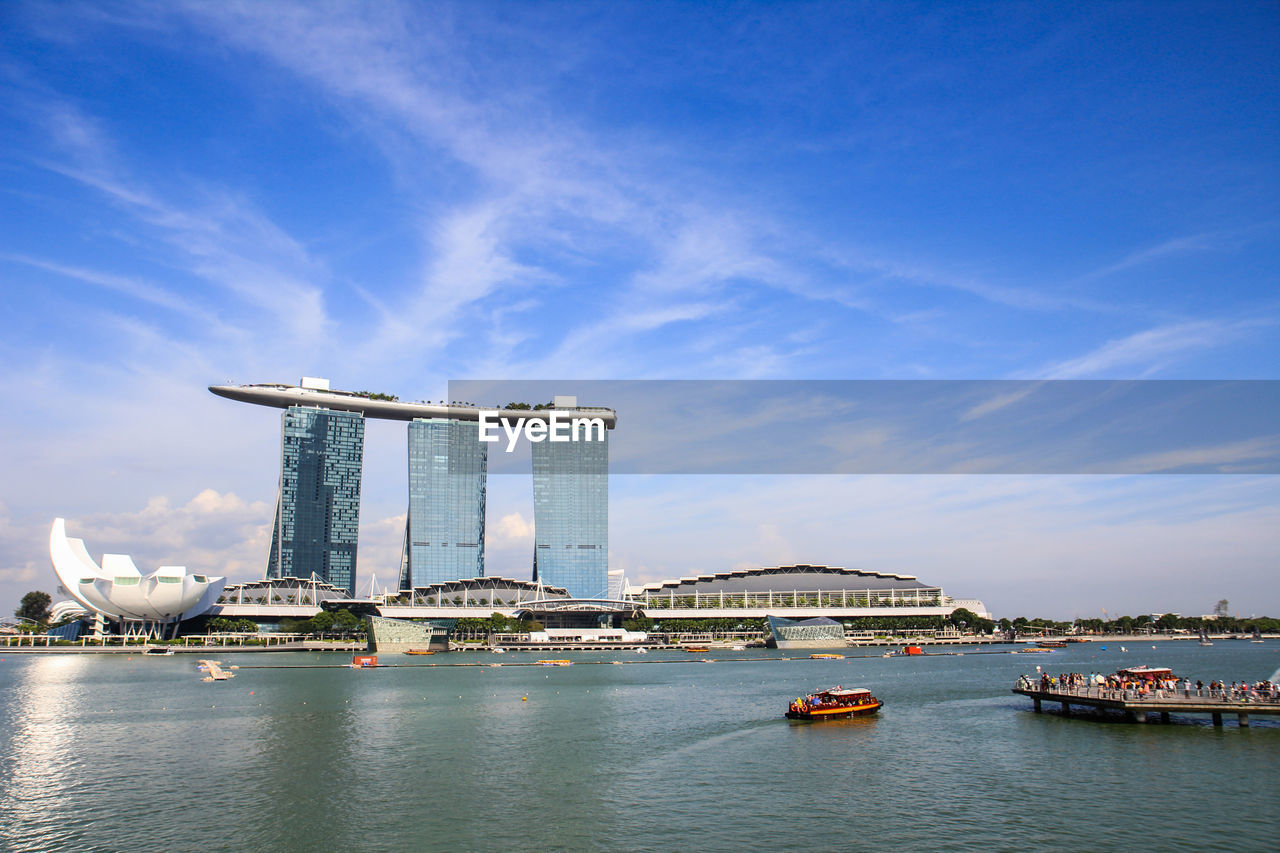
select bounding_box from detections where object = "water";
[2,642,1278,852]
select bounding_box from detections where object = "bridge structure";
[1012,683,1280,727]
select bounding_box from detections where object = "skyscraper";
[532,410,609,599]
[400,417,488,589]
[267,405,365,594]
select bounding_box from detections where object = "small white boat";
[197,659,234,681]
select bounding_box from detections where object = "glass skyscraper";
[267,406,364,595]
[400,418,488,589]
[532,422,609,599]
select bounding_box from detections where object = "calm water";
[2,642,1278,852]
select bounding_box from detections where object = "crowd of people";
[1017,671,1279,702]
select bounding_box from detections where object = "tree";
[15,591,52,625]
[1214,599,1229,618]
[332,609,361,633]
[948,607,994,634]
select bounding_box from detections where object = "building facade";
[400,417,488,589]
[531,417,609,599]
[267,405,364,594]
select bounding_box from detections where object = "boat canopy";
[819,687,872,697]
[1116,666,1174,679]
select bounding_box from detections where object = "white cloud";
[488,512,534,549]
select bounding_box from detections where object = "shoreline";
[2,633,1273,655]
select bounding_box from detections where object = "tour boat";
[786,686,882,720]
[405,649,435,655]
[1037,640,1068,649]
[684,646,711,653]
[537,659,572,666]
[810,653,845,659]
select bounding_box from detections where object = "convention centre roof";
[630,564,934,595]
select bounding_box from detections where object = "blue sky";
[1,1,1277,618]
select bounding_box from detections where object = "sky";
[1,1,1277,620]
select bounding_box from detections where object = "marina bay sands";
[209,378,616,601]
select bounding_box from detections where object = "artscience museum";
[49,518,225,638]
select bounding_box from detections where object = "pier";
[1012,683,1280,727]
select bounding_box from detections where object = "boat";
[1252,627,1264,644]
[810,653,845,659]
[145,646,175,655]
[684,646,710,653]
[1199,627,1213,647]
[634,647,648,654]
[1037,640,1067,649]
[405,649,435,655]
[1115,665,1176,682]
[785,686,882,720]
[489,647,506,654]
[197,659,234,681]
[536,659,572,666]
[896,645,924,656]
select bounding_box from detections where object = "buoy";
[522,696,527,701]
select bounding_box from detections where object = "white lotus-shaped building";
[49,518,225,634]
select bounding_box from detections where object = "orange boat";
[684,646,711,653]
[786,686,883,720]
[405,649,435,655]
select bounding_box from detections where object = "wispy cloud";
[1109,436,1280,474]
[35,106,330,345]
[1076,232,1221,282]
[1038,319,1267,379]
[0,253,199,317]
